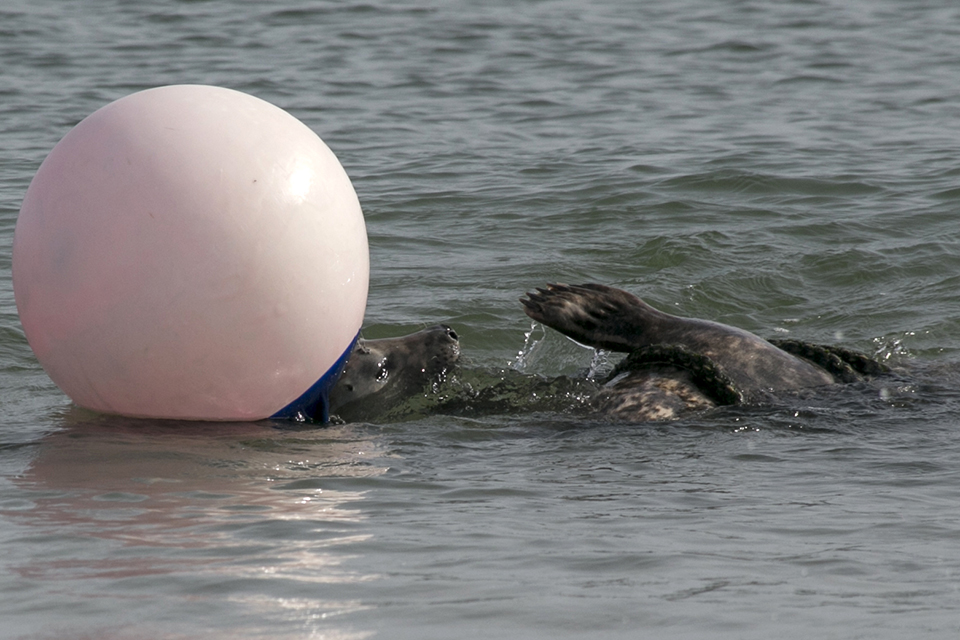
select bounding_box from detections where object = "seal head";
[328,324,460,422]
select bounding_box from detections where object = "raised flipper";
[520,283,657,352]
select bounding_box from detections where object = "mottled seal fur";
[326,284,882,423]
[517,283,887,421]
[328,325,460,422]
[521,283,837,397]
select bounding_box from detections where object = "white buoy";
[13,85,369,421]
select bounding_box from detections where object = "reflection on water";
[2,411,384,639]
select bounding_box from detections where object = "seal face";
[328,324,460,422]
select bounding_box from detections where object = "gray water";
[3,0,960,638]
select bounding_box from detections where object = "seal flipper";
[520,283,662,352]
[767,339,889,382]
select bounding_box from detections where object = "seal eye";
[376,358,389,382]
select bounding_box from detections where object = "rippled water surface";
[3,1,960,638]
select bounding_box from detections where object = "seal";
[521,283,836,397]
[324,284,883,423]
[328,324,460,422]
[515,282,894,421]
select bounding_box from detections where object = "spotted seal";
[519,283,885,421]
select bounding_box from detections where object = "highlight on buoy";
[12,85,369,421]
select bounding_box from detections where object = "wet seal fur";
[328,325,460,422]
[325,284,885,423]
[520,283,886,420]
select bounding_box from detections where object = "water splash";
[585,348,611,381]
[872,333,914,361]
[510,321,546,372]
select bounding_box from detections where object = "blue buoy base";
[271,332,358,423]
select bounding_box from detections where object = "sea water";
[2,1,960,638]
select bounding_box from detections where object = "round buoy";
[13,85,368,421]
